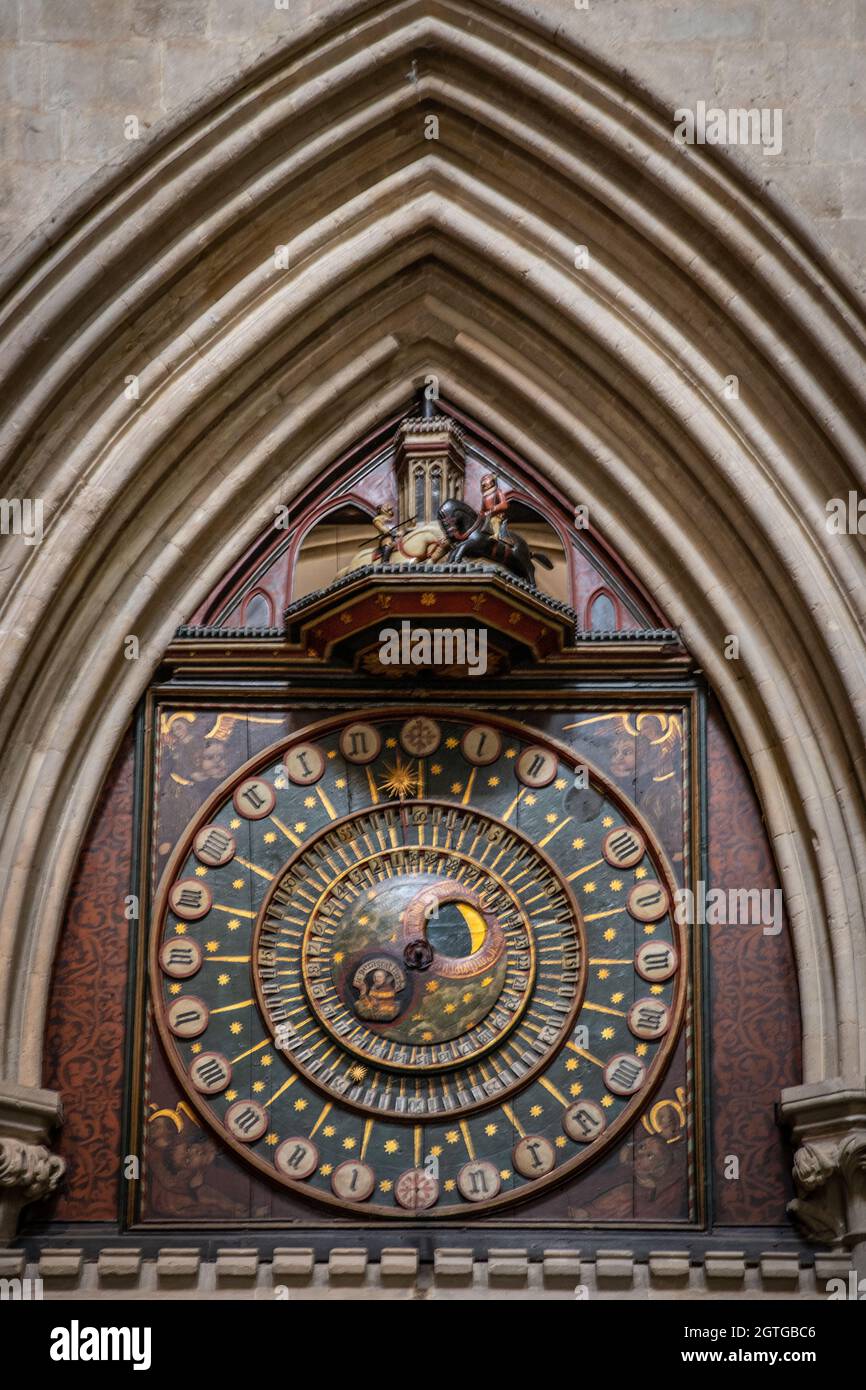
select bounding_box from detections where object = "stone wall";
[1,0,864,294]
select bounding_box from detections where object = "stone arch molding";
[0,0,865,1241]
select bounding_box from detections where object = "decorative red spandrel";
[707,702,801,1224]
[40,735,135,1222]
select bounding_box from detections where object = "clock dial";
[151,708,686,1217]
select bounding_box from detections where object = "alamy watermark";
[0,497,43,545]
[674,101,783,157]
[674,882,783,936]
[379,620,488,677]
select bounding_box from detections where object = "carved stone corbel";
[0,1080,65,1240]
[781,1079,866,1274]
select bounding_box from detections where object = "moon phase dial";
[152,708,686,1217]
[254,803,578,1116]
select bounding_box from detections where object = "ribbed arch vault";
[0,0,864,1116]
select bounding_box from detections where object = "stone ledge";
[38,1247,84,1281]
[5,1246,850,1299]
[97,1248,142,1281]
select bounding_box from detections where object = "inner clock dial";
[254,801,580,1116]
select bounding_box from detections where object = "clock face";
[151,708,686,1216]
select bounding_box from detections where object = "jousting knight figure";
[479,473,511,539]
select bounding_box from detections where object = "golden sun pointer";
[379,754,418,800]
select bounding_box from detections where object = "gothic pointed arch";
[0,0,864,1257]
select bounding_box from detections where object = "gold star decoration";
[323,1125,336,1137]
[265,1133,279,1146]
[230,1021,242,1035]
[485,1123,497,1136]
[232,878,245,890]
[293,1098,307,1111]
[342,1136,356,1150]
[380,755,418,799]
[173,923,186,935]
[601,1026,615,1040]
[445,737,459,749]
[603,927,617,941]
[569,1082,583,1097]
[384,1139,399,1154]
[205,940,219,952]
[445,1130,459,1144]
[227,918,240,931]
[601,1094,614,1108]
[253,1080,265,1093]
[217,973,229,986]
[530,1104,542,1118]
[572,837,585,850]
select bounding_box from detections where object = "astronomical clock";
[6,400,756,1251]
[116,400,713,1233]
[150,708,686,1216]
[36,399,797,1244]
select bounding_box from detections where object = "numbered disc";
[225,1100,269,1143]
[461,725,503,765]
[604,1053,647,1097]
[166,995,209,1038]
[233,778,275,819]
[627,880,669,923]
[189,1052,232,1095]
[627,997,671,1040]
[159,938,203,979]
[193,825,236,867]
[512,1135,556,1179]
[602,825,646,869]
[168,880,212,921]
[563,1100,606,1143]
[284,743,325,786]
[339,722,381,764]
[274,1138,319,1180]
[516,746,558,788]
[457,1160,501,1202]
[635,940,679,982]
[331,1160,376,1202]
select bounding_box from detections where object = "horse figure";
[437,498,553,589]
[336,518,449,576]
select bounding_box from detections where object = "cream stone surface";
[0,0,864,290]
[0,0,864,1274]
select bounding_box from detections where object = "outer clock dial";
[151,709,686,1217]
